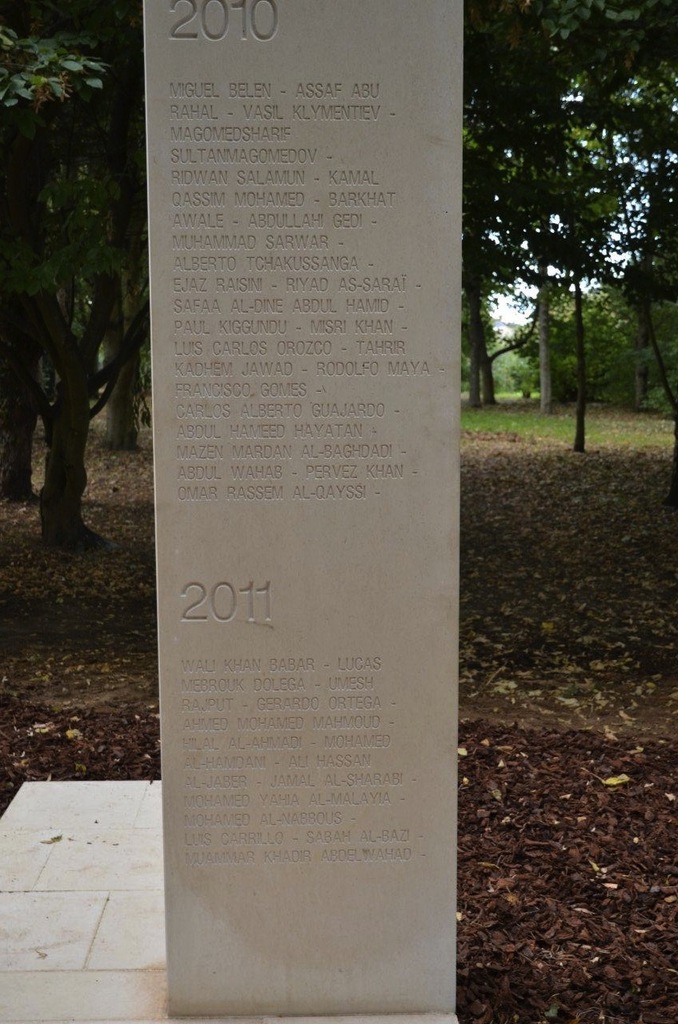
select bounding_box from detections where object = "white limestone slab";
[0,784,458,1024]
[0,970,165,1022]
[134,781,163,828]
[2,781,151,831]
[144,0,461,1015]
[87,891,166,970]
[0,830,54,891]
[0,891,107,970]
[33,828,163,891]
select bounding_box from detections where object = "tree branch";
[0,337,53,424]
[488,311,537,364]
[88,299,149,418]
[647,303,678,415]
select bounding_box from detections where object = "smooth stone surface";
[0,782,165,1021]
[144,0,461,1016]
[34,829,163,891]
[2,780,155,830]
[0,780,458,1023]
[0,830,53,890]
[0,970,166,1022]
[87,891,166,970]
[0,892,107,971]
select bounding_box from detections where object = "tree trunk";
[39,376,109,550]
[104,288,139,451]
[480,341,496,405]
[105,348,139,449]
[573,281,586,454]
[538,263,552,414]
[105,222,146,450]
[466,283,482,407]
[642,303,678,506]
[665,414,678,508]
[0,354,38,500]
[634,302,651,411]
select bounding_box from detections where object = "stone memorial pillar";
[144,0,461,1016]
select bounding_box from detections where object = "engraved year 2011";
[170,0,278,41]
[181,580,272,623]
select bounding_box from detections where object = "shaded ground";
[0,424,157,707]
[2,417,678,1021]
[460,431,678,740]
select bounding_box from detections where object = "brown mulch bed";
[457,719,678,1024]
[0,695,160,810]
[2,696,677,1023]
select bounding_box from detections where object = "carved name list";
[144,0,461,1016]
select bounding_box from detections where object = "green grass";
[461,397,675,449]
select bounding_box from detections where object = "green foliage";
[643,302,678,412]
[0,2,147,545]
[0,26,105,136]
[525,287,636,403]
[497,350,539,398]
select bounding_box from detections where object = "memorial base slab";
[0,782,457,1024]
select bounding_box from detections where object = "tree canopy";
[0,0,147,547]
[2,0,678,545]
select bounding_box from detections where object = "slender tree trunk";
[480,342,496,405]
[641,302,678,507]
[466,283,482,407]
[0,353,38,500]
[105,349,139,450]
[466,280,495,406]
[538,262,552,414]
[105,214,146,450]
[105,288,139,451]
[573,281,586,454]
[665,415,678,508]
[634,302,651,411]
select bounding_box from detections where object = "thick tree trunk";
[538,263,552,415]
[40,409,90,548]
[0,355,38,500]
[573,281,586,454]
[39,380,109,550]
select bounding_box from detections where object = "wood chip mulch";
[1,696,677,1023]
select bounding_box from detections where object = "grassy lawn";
[461,396,675,448]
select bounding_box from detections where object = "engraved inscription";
[155,33,448,870]
[170,0,278,42]
[181,580,272,623]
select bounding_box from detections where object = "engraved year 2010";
[170,0,278,41]
[181,580,272,623]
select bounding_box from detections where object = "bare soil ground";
[1,421,677,1022]
[460,431,678,742]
